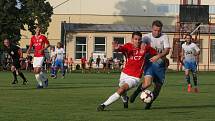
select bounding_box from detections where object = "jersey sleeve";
[194,44,200,52]
[43,36,50,44]
[118,43,131,54]
[163,34,170,49]
[146,45,157,55]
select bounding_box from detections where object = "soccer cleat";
[194,87,199,93]
[37,85,43,89]
[130,90,140,103]
[145,102,152,110]
[22,80,28,85]
[123,96,129,108]
[12,80,18,84]
[97,104,105,111]
[187,84,192,93]
[44,79,49,88]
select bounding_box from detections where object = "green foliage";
[0,0,53,46]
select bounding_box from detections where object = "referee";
[3,38,28,85]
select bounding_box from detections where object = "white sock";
[35,74,42,86]
[121,92,128,103]
[40,72,47,82]
[103,92,120,106]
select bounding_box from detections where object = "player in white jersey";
[130,20,171,110]
[181,34,200,93]
[53,42,66,78]
[50,46,56,77]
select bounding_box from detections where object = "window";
[75,37,87,59]
[210,39,215,63]
[113,37,125,60]
[94,37,106,52]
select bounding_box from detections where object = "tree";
[0,0,53,46]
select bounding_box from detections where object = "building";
[20,0,215,70]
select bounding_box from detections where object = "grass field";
[0,71,215,121]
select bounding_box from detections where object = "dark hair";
[185,34,192,39]
[132,31,142,38]
[152,20,163,28]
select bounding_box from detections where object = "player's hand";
[150,55,159,62]
[38,49,44,54]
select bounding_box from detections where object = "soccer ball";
[140,90,154,103]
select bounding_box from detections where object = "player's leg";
[33,57,45,88]
[130,76,152,103]
[17,69,28,85]
[60,61,65,78]
[97,73,137,111]
[97,83,129,111]
[130,64,153,103]
[11,65,18,84]
[145,81,162,110]
[184,61,192,92]
[191,61,198,92]
[14,61,28,85]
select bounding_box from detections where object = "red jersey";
[30,34,49,57]
[118,43,157,78]
[81,57,87,64]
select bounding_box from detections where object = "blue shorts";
[55,59,64,68]
[183,60,197,72]
[144,60,166,85]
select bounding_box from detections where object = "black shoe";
[145,102,152,110]
[37,85,43,89]
[12,80,18,84]
[22,80,28,85]
[130,91,140,103]
[123,96,129,108]
[97,104,105,111]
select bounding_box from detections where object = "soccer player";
[3,38,28,85]
[130,20,171,110]
[27,25,50,88]
[181,34,200,93]
[97,31,157,111]
[50,46,56,77]
[53,42,66,78]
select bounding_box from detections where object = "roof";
[62,23,215,34]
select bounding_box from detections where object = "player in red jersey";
[27,25,50,88]
[97,31,157,111]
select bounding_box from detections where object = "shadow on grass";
[4,85,117,90]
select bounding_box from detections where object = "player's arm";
[150,48,170,62]
[26,39,33,55]
[18,48,23,60]
[194,45,200,56]
[180,48,185,65]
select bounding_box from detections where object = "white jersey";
[50,50,56,60]
[182,42,200,61]
[144,33,170,53]
[55,48,65,61]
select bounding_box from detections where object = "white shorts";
[119,72,140,89]
[33,57,45,68]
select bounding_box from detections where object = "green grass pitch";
[0,71,215,121]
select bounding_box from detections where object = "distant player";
[27,25,50,88]
[50,46,56,77]
[181,34,200,93]
[3,38,28,85]
[130,20,170,110]
[97,31,157,111]
[53,42,66,78]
